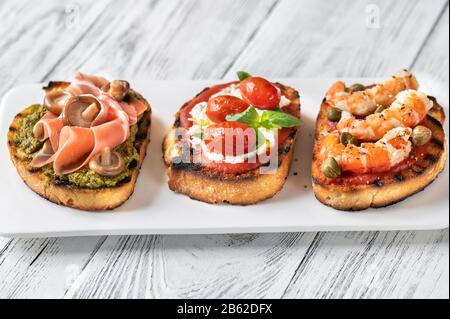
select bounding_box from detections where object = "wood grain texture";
[412,5,449,102]
[64,233,316,298]
[282,230,449,299]
[45,0,278,80]
[0,237,106,298]
[0,0,448,299]
[0,0,109,96]
[225,0,448,77]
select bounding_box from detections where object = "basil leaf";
[237,71,252,81]
[261,110,302,128]
[191,131,204,140]
[226,106,302,130]
[226,106,259,127]
[259,111,273,129]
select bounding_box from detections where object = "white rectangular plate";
[0,78,448,238]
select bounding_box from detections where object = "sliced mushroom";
[89,147,125,177]
[101,80,130,102]
[63,95,101,127]
[44,89,73,115]
[33,122,43,140]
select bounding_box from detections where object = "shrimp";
[337,90,433,141]
[326,70,419,116]
[320,127,412,174]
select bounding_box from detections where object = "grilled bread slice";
[7,83,151,211]
[163,83,300,205]
[312,96,447,211]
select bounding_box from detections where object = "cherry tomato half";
[204,121,256,157]
[240,77,281,110]
[206,95,249,123]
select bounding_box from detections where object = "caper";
[321,157,341,179]
[327,107,342,122]
[412,125,432,146]
[340,132,359,146]
[348,136,360,146]
[375,105,387,113]
[350,83,365,92]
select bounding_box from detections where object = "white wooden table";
[0,0,448,299]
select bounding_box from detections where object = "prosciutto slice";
[30,73,148,175]
[33,112,64,151]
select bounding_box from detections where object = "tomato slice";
[240,77,281,110]
[204,121,256,157]
[179,82,238,128]
[206,95,249,123]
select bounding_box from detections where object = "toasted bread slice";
[312,96,447,211]
[7,85,152,211]
[163,83,300,205]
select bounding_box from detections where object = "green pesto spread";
[13,104,142,189]
[12,104,46,157]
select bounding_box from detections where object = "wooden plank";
[64,233,316,298]
[282,230,449,299]
[44,0,279,80]
[0,0,109,96]
[0,237,106,298]
[224,0,448,77]
[411,5,449,101]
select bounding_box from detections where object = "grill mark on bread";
[280,144,292,155]
[430,137,444,150]
[425,153,439,164]
[411,165,425,175]
[373,180,384,188]
[172,160,202,172]
[196,87,210,98]
[312,176,322,186]
[42,81,70,91]
[179,102,189,112]
[426,114,443,128]
[27,166,42,174]
[136,132,148,140]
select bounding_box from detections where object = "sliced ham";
[30,142,56,168]
[34,113,64,151]
[129,96,148,117]
[120,101,138,125]
[53,127,95,175]
[30,72,148,175]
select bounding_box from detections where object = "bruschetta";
[312,70,447,211]
[7,73,151,211]
[163,72,301,205]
